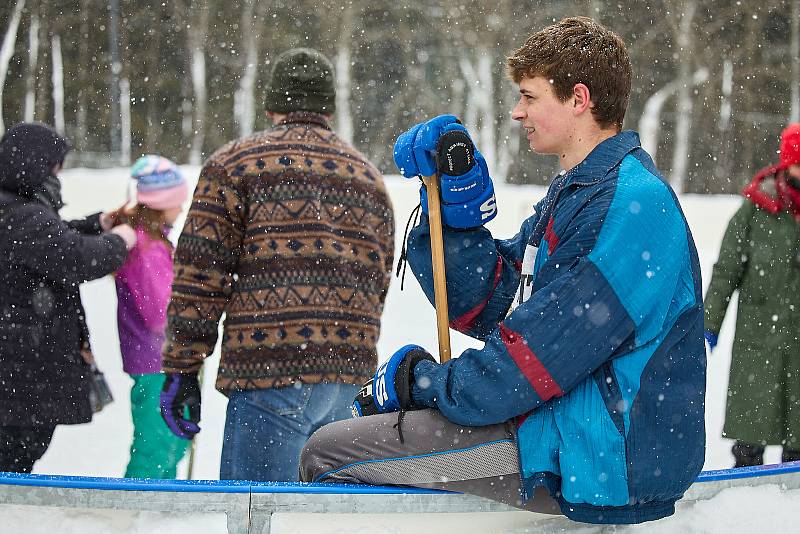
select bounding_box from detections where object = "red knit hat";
[780,123,800,168]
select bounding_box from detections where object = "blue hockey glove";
[352,345,436,417]
[394,116,497,229]
[704,330,718,351]
[160,373,201,439]
[393,114,460,178]
[423,125,497,228]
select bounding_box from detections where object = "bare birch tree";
[187,0,209,165]
[51,34,64,133]
[234,0,267,137]
[668,0,697,194]
[334,1,355,144]
[791,0,800,122]
[24,12,38,123]
[0,0,26,134]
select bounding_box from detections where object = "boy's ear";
[572,83,592,116]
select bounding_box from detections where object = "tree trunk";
[107,0,122,154]
[188,0,209,165]
[120,77,131,165]
[669,1,696,193]
[476,51,495,176]
[171,1,192,162]
[739,9,759,180]
[235,0,259,137]
[24,13,38,123]
[639,81,678,161]
[34,3,51,124]
[334,2,355,144]
[458,48,496,177]
[495,101,519,183]
[0,0,26,134]
[144,29,161,153]
[51,34,64,134]
[713,58,734,185]
[74,0,90,149]
[189,49,207,165]
[791,0,799,123]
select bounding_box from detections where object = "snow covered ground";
[5,166,797,532]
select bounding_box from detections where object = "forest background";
[1,0,799,194]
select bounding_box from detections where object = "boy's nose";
[511,102,525,121]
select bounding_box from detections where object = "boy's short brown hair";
[507,17,631,130]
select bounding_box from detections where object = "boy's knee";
[299,422,338,482]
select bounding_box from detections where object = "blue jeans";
[220,382,360,481]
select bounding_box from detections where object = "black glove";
[160,373,201,439]
[352,345,436,417]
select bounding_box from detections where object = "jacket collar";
[277,111,332,130]
[561,130,641,187]
[529,131,641,247]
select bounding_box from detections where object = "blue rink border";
[696,460,800,482]
[2,461,800,493]
[0,471,443,494]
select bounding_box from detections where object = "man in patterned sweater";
[160,48,395,481]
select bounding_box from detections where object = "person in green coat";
[705,123,800,467]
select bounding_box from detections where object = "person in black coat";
[0,123,137,473]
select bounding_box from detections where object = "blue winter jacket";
[407,131,706,524]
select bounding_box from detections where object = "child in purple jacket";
[113,155,189,478]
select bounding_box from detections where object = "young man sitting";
[300,17,706,525]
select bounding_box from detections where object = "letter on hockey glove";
[352,345,437,417]
[160,373,201,439]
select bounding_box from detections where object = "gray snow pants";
[299,408,561,514]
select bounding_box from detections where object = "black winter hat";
[0,122,71,197]
[264,48,336,115]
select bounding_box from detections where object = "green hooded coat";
[705,194,800,446]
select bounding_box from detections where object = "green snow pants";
[125,373,190,479]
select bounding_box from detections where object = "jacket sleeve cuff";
[68,212,104,234]
[411,358,441,409]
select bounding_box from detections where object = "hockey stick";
[421,174,452,362]
[422,127,479,363]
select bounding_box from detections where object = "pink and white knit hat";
[130,155,188,210]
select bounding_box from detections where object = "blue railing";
[0,471,443,494]
[2,461,800,493]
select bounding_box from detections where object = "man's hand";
[110,223,137,250]
[160,373,201,439]
[352,345,436,417]
[393,114,460,178]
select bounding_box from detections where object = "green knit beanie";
[264,48,336,115]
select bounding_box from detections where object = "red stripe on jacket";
[543,216,559,255]
[499,323,563,401]
[449,257,504,333]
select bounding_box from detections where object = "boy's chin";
[528,141,553,155]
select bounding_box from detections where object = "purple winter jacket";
[115,227,174,375]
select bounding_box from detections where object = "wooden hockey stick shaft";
[423,174,452,362]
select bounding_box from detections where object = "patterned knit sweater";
[162,113,394,393]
